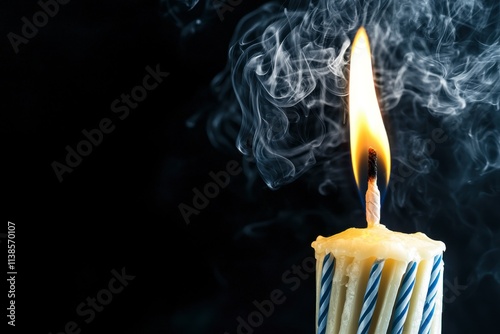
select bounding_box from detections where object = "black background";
[3,1,499,334]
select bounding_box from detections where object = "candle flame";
[349,27,391,192]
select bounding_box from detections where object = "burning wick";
[366,147,380,227]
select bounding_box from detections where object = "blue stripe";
[418,255,442,334]
[390,261,417,334]
[318,254,335,334]
[357,260,384,334]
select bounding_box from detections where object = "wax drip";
[366,147,381,226]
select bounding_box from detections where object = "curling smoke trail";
[160,1,500,332]
[206,0,500,311]
[205,0,500,211]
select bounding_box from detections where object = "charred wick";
[368,147,377,180]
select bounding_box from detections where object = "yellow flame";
[349,27,391,188]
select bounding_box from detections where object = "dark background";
[3,1,499,334]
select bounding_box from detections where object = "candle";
[311,27,446,334]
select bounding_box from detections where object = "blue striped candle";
[318,253,335,334]
[418,255,442,334]
[390,261,417,334]
[357,259,385,334]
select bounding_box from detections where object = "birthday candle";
[312,149,445,334]
[312,198,446,334]
[312,27,446,334]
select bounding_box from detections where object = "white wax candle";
[312,224,445,334]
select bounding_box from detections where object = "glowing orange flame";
[349,27,391,189]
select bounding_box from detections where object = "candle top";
[311,224,445,262]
